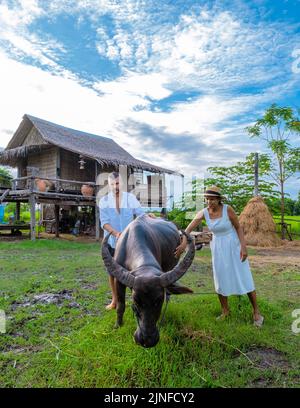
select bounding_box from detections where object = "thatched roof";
[0,114,179,175]
[239,196,281,247]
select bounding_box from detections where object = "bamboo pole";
[29,194,36,241]
[16,202,21,221]
[95,162,100,241]
[12,176,96,186]
[55,205,60,238]
[95,202,100,241]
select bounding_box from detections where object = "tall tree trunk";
[278,156,285,240]
[280,179,285,240]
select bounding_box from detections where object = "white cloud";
[0,49,254,176]
[0,0,68,73]
[0,0,299,198]
[94,71,171,100]
[0,46,298,183]
[0,0,43,27]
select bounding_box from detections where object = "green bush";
[166,208,199,230]
[4,209,40,223]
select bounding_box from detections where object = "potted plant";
[35,178,47,192]
[81,184,94,197]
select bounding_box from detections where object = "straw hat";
[203,185,225,199]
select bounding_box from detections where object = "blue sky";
[0,0,299,198]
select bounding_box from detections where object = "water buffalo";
[101,214,195,348]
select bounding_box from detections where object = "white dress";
[203,204,255,296]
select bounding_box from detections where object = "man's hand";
[114,231,121,240]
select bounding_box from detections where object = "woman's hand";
[240,246,248,262]
[174,235,188,258]
[174,243,186,258]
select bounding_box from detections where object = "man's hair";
[108,171,119,182]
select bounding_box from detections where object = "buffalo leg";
[115,281,126,328]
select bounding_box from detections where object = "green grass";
[273,215,300,239]
[0,240,299,388]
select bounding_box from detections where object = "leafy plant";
[246,104,300,237]
[0,167,13,188]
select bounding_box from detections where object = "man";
[99,171,145,310]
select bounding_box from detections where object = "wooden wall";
[23,127,48,146]
[60,149,95,187]
[27,147,58,179]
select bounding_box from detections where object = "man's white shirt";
[99,191,145,248]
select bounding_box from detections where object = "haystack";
[239,196,281,247]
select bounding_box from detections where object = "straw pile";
[239,196,281,247]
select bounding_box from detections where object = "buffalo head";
[101,231,195,348]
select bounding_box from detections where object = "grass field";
[0,239,299,388]
[273,216,300,239]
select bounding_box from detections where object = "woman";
[175,186,264,327]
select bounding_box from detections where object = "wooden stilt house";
[0,114,180,240]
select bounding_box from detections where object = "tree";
[0,167,13,188]
[270,197,299,216]
[246,104,300,238]
[205,153,279,214]
[294,191,300,215]
[169,153,279,227]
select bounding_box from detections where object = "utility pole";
[254,152,259,196]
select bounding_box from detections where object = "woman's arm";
[174,210,204,258]
[227,206,248,262]
[186,210,205,234]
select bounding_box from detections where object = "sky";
[0,0,300,199]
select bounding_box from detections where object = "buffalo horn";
[160,231,195,287]
[101,233,135,288]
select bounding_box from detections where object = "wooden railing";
[11,176,96,198]
[274,218,300,240]
[8,176,167,207]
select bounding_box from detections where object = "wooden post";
[95,202,100,241]
[55,205,60,238]
[181,175,185,208]
[254,152,259,196]
[170,179,174,209]
[16,202,21,221]
[95,162,100,241]
[56,148,61,191]
[29,195,36,241]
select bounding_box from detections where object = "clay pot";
[35,179,47,192]
[81,184,94,197]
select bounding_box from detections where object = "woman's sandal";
[253,315,264,327]
[216,313,230,321]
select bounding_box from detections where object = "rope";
[131,291,216,330]
[158,290,169,329]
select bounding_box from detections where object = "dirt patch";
[249,241,300,267]
[10,289,79,309]
[243,347,291,371]
[76,279,99,290]
[1,345,43,355]
[39,232,97,243]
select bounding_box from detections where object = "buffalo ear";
[166,283,193,295]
